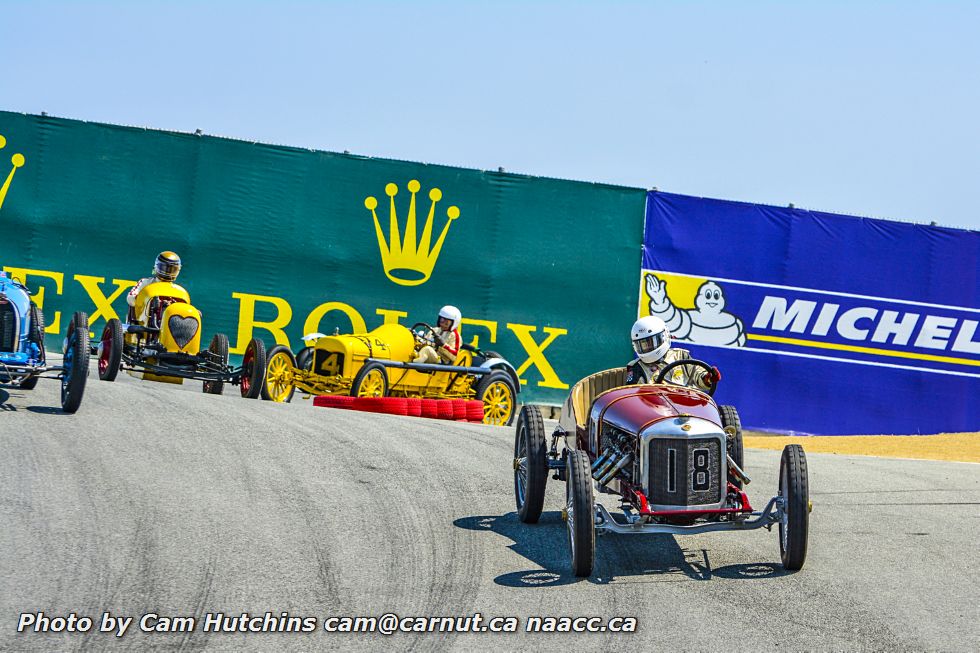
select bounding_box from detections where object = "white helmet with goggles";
[631,315,670,364]
[437,305,461,330]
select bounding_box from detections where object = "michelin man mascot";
[645,274,746,347]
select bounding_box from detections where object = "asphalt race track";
[2,370,979,652]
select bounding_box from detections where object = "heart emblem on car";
[168,315,199,349]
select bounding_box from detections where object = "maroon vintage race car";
[513,358,810,577]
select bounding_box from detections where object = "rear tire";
[779,444,810,571]
[61,312,90,413]
[720,404,744,489]
[351,362,388,397]
[98,318,124,382]
[203,333,229,395]
[239,338,267,399]
[262,344,297,402]
[514,405,548,523]
[566,449,595,577]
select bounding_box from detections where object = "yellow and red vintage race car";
[261,322,521,425]
[94,280,267,398]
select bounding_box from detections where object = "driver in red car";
[414,305,462,364]
[625,315,720,391]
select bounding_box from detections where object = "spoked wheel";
[476,370,517,426]
[239,338,267,399]
[720,405,744,489]
[98,318,124,382]
[514,405,548,523]
[565,449,595,577]
[61,312,90,413]
[202,333,229,395]
[262,345,297,402]
[778,444,810,571]
[351,362,388,397]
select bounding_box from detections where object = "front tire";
[239,338,267,399]
[61,312,90,413]
[566,449,595,577]
[514,405,548,523]
[203,333,229,395]
[720,404,744,488]
[778,444,810,571]
[98,318,124,382]
[262,345,297,402]
[476,370,517,426]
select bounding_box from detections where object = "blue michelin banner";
[641,191,980,435]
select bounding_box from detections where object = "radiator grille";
[648,437,722,507]
[0,303,16,353]
[313,349,345,376]
[167,315,199,349]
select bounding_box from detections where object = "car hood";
[591,385,721,434]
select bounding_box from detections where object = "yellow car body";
[263,323,521,426]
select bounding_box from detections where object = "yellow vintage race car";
[261,322,521,425]
[94,280,267,397]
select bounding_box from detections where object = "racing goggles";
[634,333,664,354]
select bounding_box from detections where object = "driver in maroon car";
[625,315,720,390]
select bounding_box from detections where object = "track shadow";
[26,406,68,415]
[0,388,15,411]
[455,512,789,587]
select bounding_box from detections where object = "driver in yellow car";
[414,305,462,364]
[625,315,720,390]
[126,251,184,322]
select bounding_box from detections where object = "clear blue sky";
[3,1,979,230]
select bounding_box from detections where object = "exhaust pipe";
[597,454,632,486]
[591,450,615,474]
[593,452,621,480]
[727,455,752,485]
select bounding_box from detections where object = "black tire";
[28,303,45,348]
[61,312,90,413]
[779,444,810,571]
[475,370,518,426]
[98,318,124,382]
[483,350,503,359]
[295,346,314,371]
[203,333,229,395]
[720,404,744,489]
[293,346,315,395]
[239,338,267,399]
[566,449,595,577]
[261,344,296,402]
[350,361,388,397]
[514,405,548,523]
[19,374,39,390]
[22,304,46,388]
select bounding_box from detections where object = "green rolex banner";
[0,111,645,405]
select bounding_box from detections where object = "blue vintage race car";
[0,270,90,412]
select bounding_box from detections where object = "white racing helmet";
[631,315,671,364]
[437,305,462,330]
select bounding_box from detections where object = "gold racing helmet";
[154,251,182,282]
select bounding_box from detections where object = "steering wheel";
[654,359,718,396]
[411,322,440,348]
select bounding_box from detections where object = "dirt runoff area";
[743,432,980,463]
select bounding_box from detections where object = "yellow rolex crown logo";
[364,179,460,286]
[0,134,26,213]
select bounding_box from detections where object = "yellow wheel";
[477,371,517,426]
[351,362,388,397]
[262,345,296,403]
